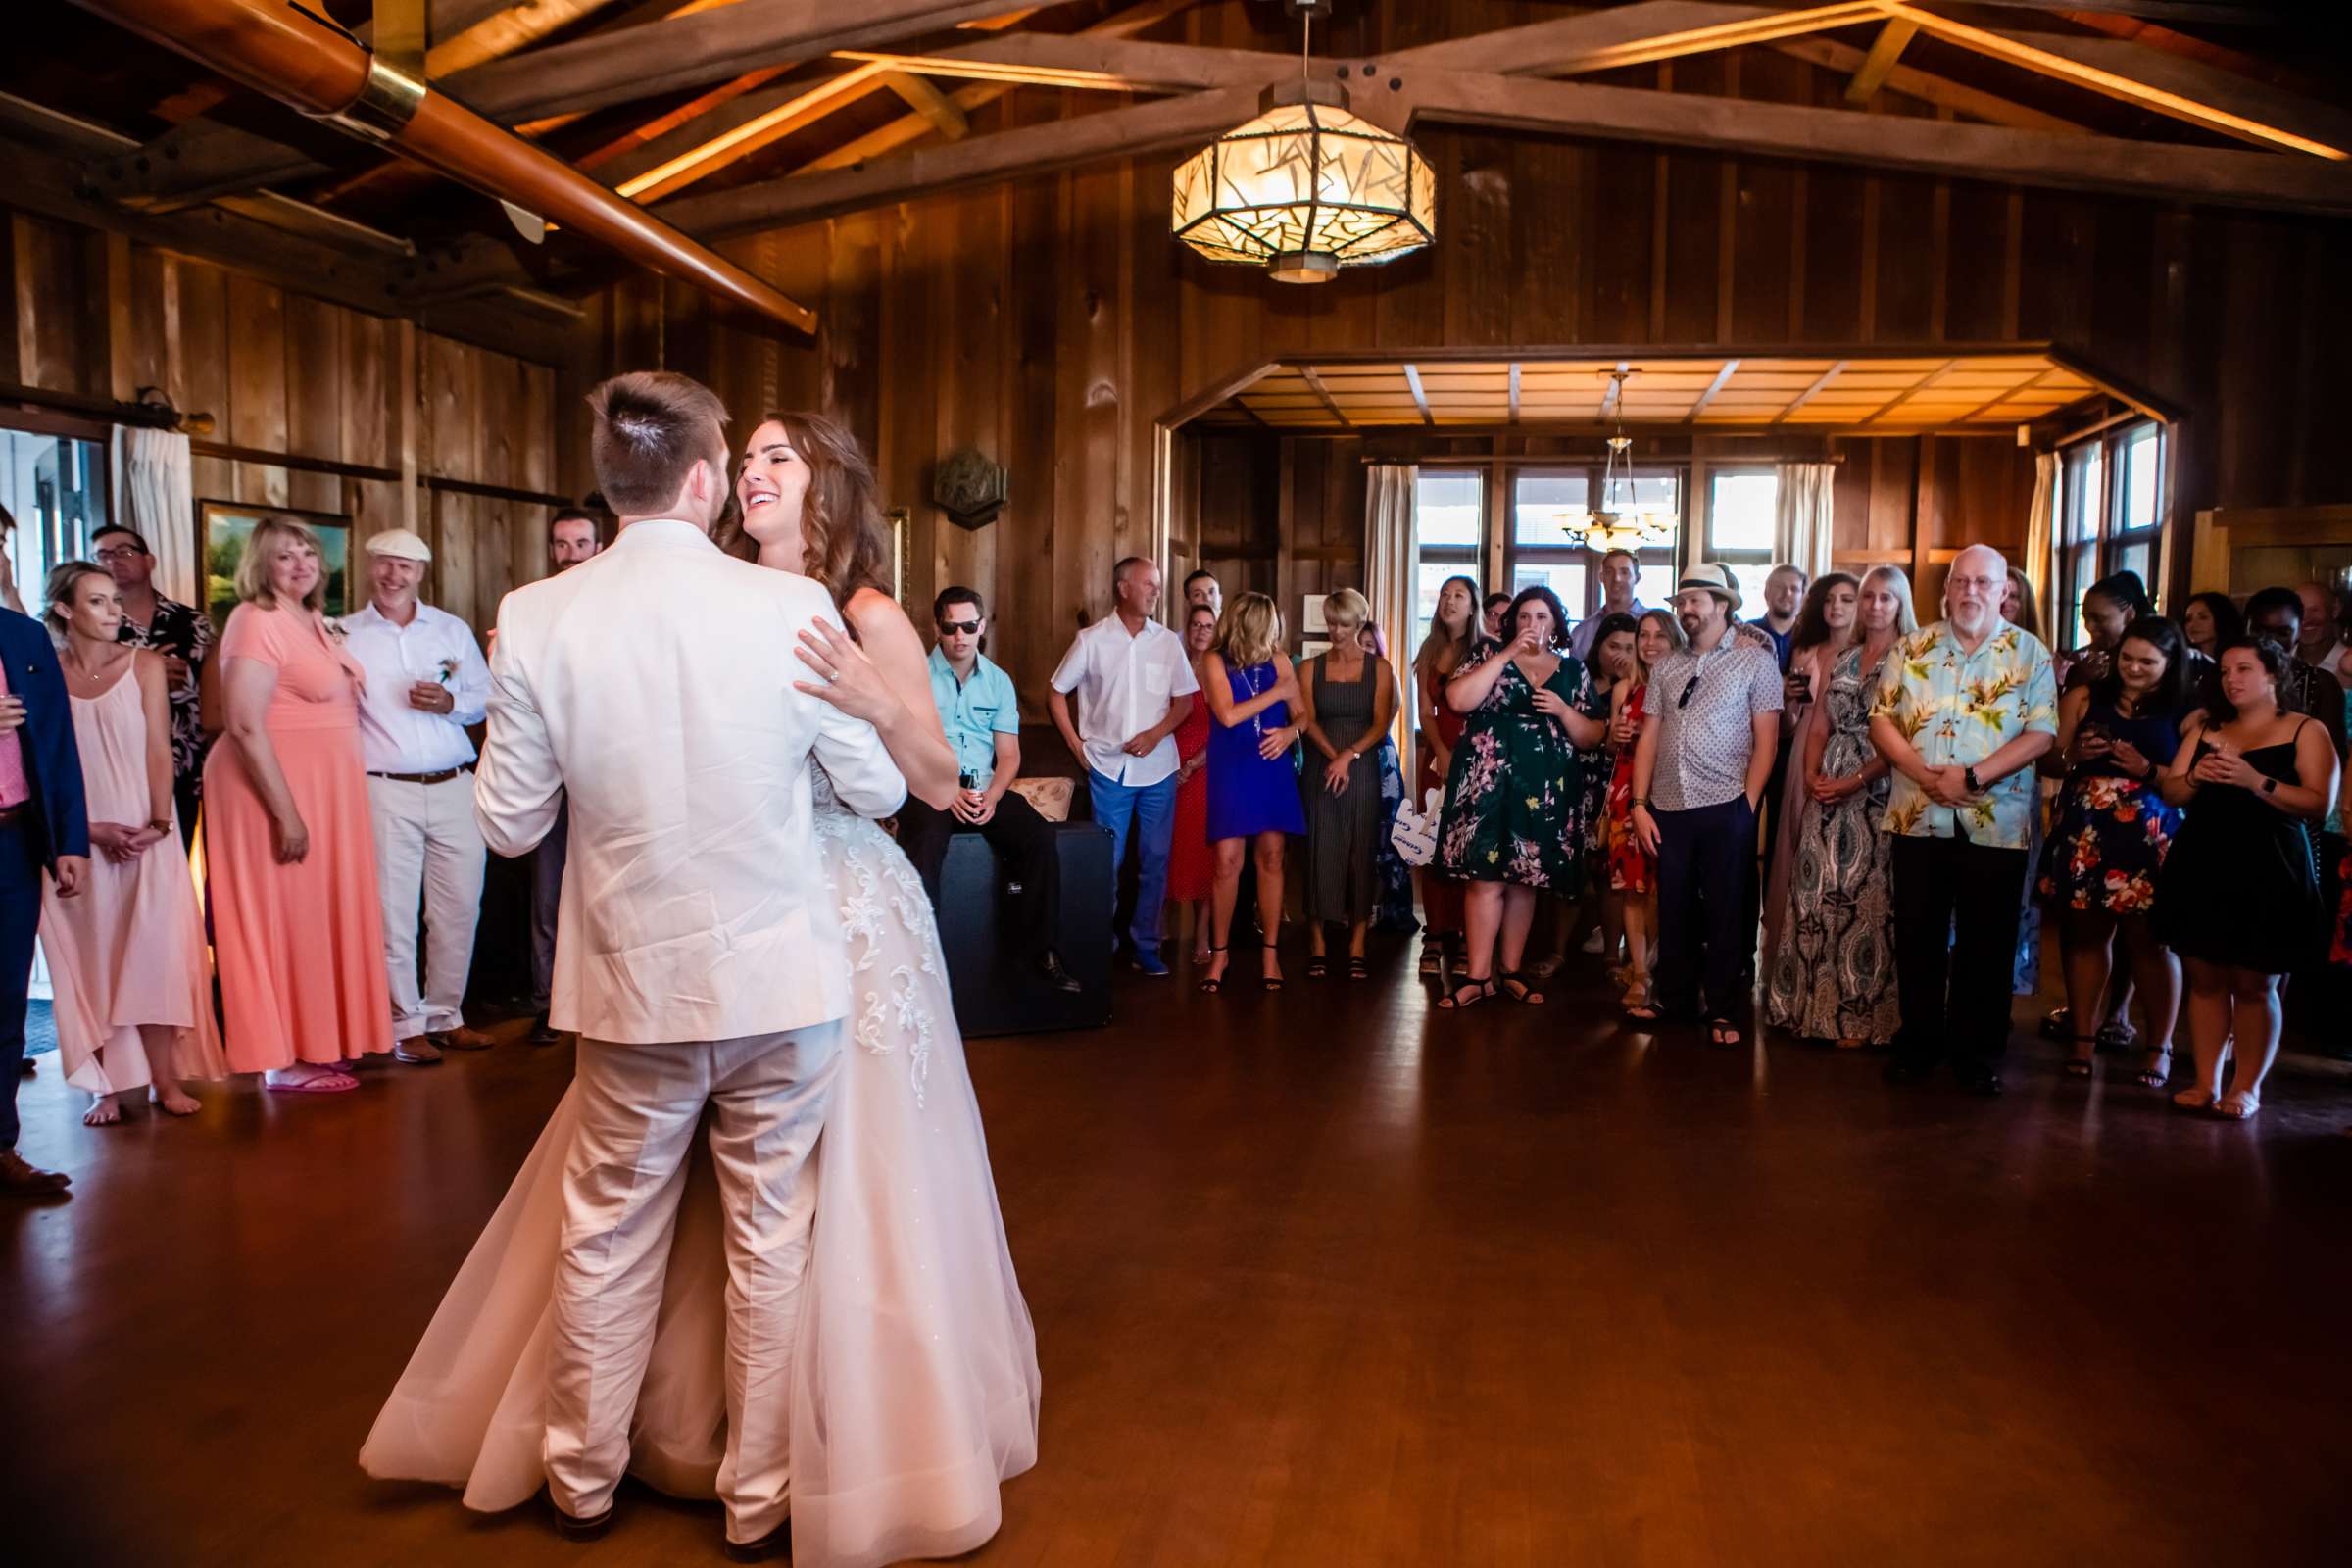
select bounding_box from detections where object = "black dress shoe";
[547,1498,612,1542]
[1883,1058,1932,1086]
[527,1012,563,1047]
[724,1524,789,1563]
[1957,1069,2004,1099]
[1037,950,1081,993]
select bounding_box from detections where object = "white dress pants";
[367,772,487,1038]
[545,1025,841,1542]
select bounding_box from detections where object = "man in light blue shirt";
[900,586,1077,992]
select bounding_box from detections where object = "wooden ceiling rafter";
[1688,358,1742,420]
[1844,17,1920,106]
[1298,367,1351,430]
[1775,361,1850,424]
[1403,365,1435,427]
[1875,2,2352,161]
[1507,364,1522,425]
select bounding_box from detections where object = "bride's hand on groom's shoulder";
[795,617,897,725]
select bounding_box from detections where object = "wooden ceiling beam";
[1390,1,1886,77]
[1374,64,2352,215]
[1769,36,2083,135]
[1879,2,2352,160]
[1403,366,1435,427]
[1776,363,1849,424]
[878,70,972,140]
[445,0,1013,122]
[1843,18,1919,106]
[653,84,1262,239]
[1688,359,1741,420]
[1298,367,1351,429]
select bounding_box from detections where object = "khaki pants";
[367,772,487,1039]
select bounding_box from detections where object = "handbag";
[1391,785,1443,868]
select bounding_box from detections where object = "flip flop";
[267,1070,359,1094]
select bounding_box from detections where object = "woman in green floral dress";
[1434,586,1608,1008]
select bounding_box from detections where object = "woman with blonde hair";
[1765,564,1913,1047]
[1294,588,1397,980]
[38,562,224,1124]
[205,516,392,1089]
[1199,591,1306,993]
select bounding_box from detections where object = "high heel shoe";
[1197,946,1229,994]
[1261,942,1285,992]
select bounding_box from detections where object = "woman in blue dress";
[1200,591,1307,994]
[2035,615,2192,1086]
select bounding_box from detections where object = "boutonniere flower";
[325,618,350,643]
[436,656,459,686]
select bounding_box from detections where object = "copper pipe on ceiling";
[67,0,815,334]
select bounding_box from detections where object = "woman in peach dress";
[204,517,393,1090]
[38,562,225,1125]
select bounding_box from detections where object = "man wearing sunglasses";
[1626,564,1784,1047]
[900,587,1079,993]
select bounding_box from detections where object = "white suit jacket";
[474,518,906,1045]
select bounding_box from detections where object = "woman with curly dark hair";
[1431,584,1606,1007]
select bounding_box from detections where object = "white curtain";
[1772,461,1836,583]
[111,426,198,604]
[1363,463,1417,753]
[2025,450,2058,612]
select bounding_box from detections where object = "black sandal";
[1346,956,1369,981]
[1495,970,1545,1004]
[1304,956,1329,980]
[1197,947,1228,994]
[1261,943,1285,992]
[1437,978,1494,1009]
[1706,1016,1743,1048]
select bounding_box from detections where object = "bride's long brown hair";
[716,409,893,614]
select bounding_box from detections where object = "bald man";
[1870,545,2057,1099]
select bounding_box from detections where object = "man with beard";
[1626,564,1783,1047]
[1871,544,2057,1098]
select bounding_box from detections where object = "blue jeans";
[1089,768,1178,956]
[0,817,43,1152]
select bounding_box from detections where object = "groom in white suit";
[473,371,905,1551]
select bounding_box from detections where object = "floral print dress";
[2034,697,2184,915]
[1435,648,1591,892]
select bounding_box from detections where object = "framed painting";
[199,500,353,634]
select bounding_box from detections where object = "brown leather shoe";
[1,1149,72,1197]
[723,1524,789,1563]
[432,1025,497,1052]
[393,1036,444,1065]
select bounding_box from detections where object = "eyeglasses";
[937,619,981,636]
[1678,674,1701,709]
[93,546,146,563]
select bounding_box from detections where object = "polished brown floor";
[6,949,2349,1567]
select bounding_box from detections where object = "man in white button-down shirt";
[1049,557,1198,976]
[341,528,496,1063]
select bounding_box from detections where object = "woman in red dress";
[1167,601,1218,965]
[1411,576,1480,977]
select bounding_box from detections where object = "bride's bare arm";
[793,587,959,809]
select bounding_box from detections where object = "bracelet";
[1632,797,1649,809]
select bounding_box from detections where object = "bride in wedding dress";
[361,411,1041,1567]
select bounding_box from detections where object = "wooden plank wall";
[552,10,2352,712]
[2,207,563,633]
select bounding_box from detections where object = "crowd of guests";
[0,509,604,1197]
[5,465,2350,1197]
[1402,545,2350,1116]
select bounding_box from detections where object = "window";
[1504,466,1682,637]
[2,425,110,607]
[2052,419,2167,650]
[1705,469,1778,579]
[1410,469,1483,655]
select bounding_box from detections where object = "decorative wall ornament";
[933,448,1009,530]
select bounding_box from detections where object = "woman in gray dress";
[1296,589,1398,979]
[1764,564,1915,1048]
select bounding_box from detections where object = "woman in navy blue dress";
[1200,591,1307,994]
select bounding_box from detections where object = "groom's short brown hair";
[588,371,729,515]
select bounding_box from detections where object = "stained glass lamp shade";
[1172,100,1435,283]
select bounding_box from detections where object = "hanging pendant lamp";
[1171,6,1434,283]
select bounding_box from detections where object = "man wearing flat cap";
[1626,563,1784,1047]
[341,528,496,1062]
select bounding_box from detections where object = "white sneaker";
[1580,927,1606,955]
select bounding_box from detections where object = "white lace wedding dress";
[360,776,1041,1567]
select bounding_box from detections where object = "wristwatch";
[1963,765,1982,794]
[2261,775,2278,796]
[147,818,172,835]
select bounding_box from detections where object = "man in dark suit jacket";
[1,605,90,1198]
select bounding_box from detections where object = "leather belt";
[0,803,28,826]
[368,765,471,786]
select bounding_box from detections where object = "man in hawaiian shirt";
[1870,543,2057,1098]
[93,526,212,848]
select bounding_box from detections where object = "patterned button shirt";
[1642,631,1783,812]
[1871,619,2056,851]
[122,594,215,795]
